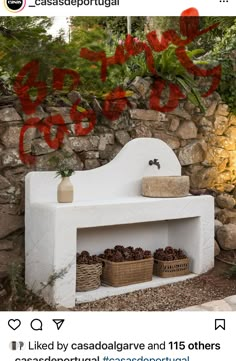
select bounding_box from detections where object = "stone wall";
[0,76,236,278]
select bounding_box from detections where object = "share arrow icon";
[53,319,65,330]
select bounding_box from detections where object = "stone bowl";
[141,176,190,198]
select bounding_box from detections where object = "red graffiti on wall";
[15,8,221,165]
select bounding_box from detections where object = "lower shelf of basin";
[75,273,196,304]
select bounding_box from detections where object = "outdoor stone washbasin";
[142,175,190,198]
[142,158,190,198]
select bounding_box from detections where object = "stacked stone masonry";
[0,77,236,279]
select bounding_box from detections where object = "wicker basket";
[76,263,102,291]
[99,257,154,287]
[153,258,190,278]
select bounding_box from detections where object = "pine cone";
[165,246,174,254]
[81,250,90,257]
[134,247,143,253]
[154,249,165,260]
[112,252,124,262]
[114,245,125,252]
[134,251,143,260]
[144,250,152,259]
[104,248,113,255]
[123,250,131,260]
[77,251,101,264]
[165,254,175,261]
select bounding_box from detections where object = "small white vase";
[57,177,73,203]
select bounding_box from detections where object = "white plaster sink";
[142,176,190,198]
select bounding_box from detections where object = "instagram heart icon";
[8,319,21,331]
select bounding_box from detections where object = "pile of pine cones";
[154,247,187,261]
[99,245,152,262]
[77,246,187,263]
[76,251,102,264]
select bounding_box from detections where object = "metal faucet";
[149,159,161,169]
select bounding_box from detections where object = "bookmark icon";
[215,319,226,330]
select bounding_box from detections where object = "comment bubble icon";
[30,319,43,331]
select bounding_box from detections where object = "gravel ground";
[75,261,236,311]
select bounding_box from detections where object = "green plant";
[226,265,236,279]
[157,46,206,111]
[56,168,75,178]
[203,18,236,113]
[1,262,54,311]
[2,255,72,310]
[40,264,73,289]
[6,262,26,310]
[48,150,76,175]
[121,43,206,111]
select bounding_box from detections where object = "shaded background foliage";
[0,16,235,112]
